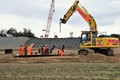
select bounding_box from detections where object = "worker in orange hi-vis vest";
[26,43,34,55]
[19,44,24,56]
[58,48,64,56]
[26,46,32,55]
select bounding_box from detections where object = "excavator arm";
[60,0,97,32]
[60,0,79,24]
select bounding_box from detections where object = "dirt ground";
[0,45,120,63]
[0,46,120,80]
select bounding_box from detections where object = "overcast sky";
[0,0,120,38]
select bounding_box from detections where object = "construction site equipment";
[44,0,55,38]
[60,0,119,56]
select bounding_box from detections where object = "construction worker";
[43,45,47,54]
[26,46,32,55]
[38,47,41,53]
[26,43,34,55]
[19,44,24,56]
[46,46,50,55]
[58,48,64,56]
[62,45,65,52]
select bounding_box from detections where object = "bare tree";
[0,29,7,37]
[0,27,36,38]
[7,28,17,36]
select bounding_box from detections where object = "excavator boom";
[60,0,97,32]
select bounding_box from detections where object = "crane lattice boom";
[45,0,55,38]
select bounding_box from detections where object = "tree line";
[0,28,36,38]
[111,34,120,40]
[99,34,120,40]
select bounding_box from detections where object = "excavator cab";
[80,31,97,46]
[80,31,91,45]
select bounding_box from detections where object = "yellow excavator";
[60,0,119,56]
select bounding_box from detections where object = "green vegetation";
[0,63,120,80]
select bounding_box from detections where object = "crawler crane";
[60,0,119,56]
[44,0,55,38]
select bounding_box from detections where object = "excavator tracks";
[78,49,94,56]
[78,48,114,56]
